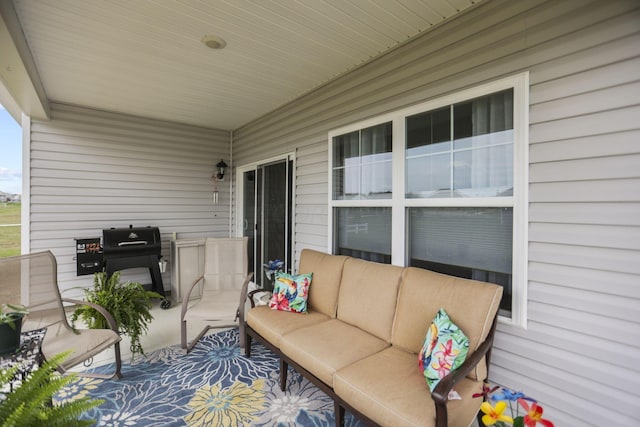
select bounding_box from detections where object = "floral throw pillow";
[268,272,313,314]
[418,308,470,392]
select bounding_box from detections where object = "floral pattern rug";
[55,328,364,426]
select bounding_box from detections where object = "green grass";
[0,203,21,257]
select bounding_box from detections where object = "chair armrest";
[431,315,498,427]
[180,275,205,320]
[61,297,119,333]
[236,273,255,321]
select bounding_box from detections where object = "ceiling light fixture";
[201,34,226,50]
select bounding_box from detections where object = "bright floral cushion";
[418,308,470,391]
[268,272,313,314]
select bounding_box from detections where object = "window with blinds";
[328,73,528,325]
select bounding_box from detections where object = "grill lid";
[102,225,161,255]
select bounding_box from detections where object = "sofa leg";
[280,358,288,391]
[335,401,345,427]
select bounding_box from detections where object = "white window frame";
[328,73,529,328]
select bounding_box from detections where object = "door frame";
[235,152,296,279]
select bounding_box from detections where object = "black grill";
[102,225,170,308]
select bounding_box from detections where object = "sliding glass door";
[240,156,293,290]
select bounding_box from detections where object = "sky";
[0,104,22,194]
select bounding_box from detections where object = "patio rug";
[55,328,365,426]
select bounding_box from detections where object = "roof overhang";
[0,0,49,122]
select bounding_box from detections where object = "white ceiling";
[11,0,480,130]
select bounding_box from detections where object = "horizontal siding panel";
[296,150,329,168]
[529,242,640,275]
[29,138,219,167]
[294,204,327,215]
[296,140,329,157]
[29,186,210,199]
[529,31,640,86]
[530,80,640,124]
[296,162,327,177]
[530,56,640,104]
[30,169,207,186]
[31,203,216,214]
[30,195,216,206]
[497,320,640,374]
[529,202,640,226]
[295,213,327,226]
[296,194,329,205]
[530,154,640,182]
[493,334,640,408]
[294,231,327,248]
[529,130,639,163]
[529,178,640,202]
[527,300,640,346]
[529,222,640,250]
[30,177,212,192]
[30,121,222,152]
[529,261,640,298]
[297,183,327,196]
[530,105,640,143]
[294,223,327,237]
[29,215,229,231]
[529,281,640,321]
[296,172,326,187]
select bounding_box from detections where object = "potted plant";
[0,304,28,355]
[0,351,102,426]
[71,271,162,359]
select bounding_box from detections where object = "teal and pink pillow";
[419,308,469,391]
[268,272,313,314]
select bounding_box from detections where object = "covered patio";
[1,0,639,425]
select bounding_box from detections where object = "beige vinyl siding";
[29,103,230,294]
[232,0,640,425]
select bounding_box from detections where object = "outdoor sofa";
[245,249,503,427]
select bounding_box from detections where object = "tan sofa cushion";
[246,306,329,348]
[337,258,404,343]
[298,249,349,318]
[392,267,502,380]
[334,347,483,427]
[279,319,389,386]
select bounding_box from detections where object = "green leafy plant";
[0,304,28,330]
[0,351,103,426]
[71,271,162,359]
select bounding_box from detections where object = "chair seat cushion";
[42,323,121,371]
[279,319,389,387]
[246,306,329,348]
[333,347,483,427]
[184,288,241,322]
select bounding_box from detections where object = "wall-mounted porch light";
[214,159,228,181]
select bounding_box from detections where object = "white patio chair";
[180,237,253,353]
[0,251,122,379]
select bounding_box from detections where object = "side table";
[0,328,47,393]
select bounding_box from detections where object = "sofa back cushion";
[337,257,404,343]
[392,267,502,380]
[298,249,348,318]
